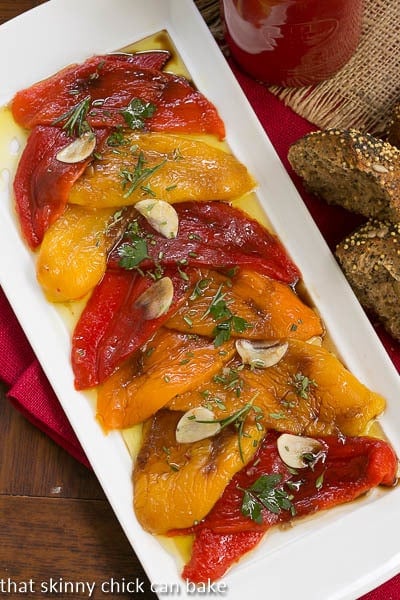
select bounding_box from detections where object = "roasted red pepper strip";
[13,126,107,249]
[71,268,193,389]
[102,51,172,70]
[108,202,301,285]
[173,431,397,582]
[11,52,170,128]
[11,54,225,139]
[183,529,264,584]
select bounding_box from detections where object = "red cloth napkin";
[1,59,399,597]
[0,289,91,467]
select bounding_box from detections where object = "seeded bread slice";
[388,103,400,149]
[335,220,400,341]
[288,128,400,222]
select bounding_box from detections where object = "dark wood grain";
[0,0,47,24]
[0,385,103,499]
[0,389,157,600]
[0,496,153,599]
[0,2,158,597]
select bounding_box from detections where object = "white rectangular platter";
[1,1,400,598]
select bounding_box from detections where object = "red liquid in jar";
[221,0,363,87]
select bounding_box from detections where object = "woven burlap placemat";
[195,0,400,136]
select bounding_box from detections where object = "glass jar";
[220,0,363,87]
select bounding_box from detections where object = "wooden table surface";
[0,2,156,598]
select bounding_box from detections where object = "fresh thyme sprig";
[52,95,92,138]
[52,94,156,140]
[120,151,166,198]
[195,397,263,462]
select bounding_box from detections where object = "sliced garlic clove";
[56,131,96,163]
[135,199,179,239]
[134,276,174,320]
[176,407,221,444]
[306,336,323,346]
[235,339,288,368]
[277,433,324,469]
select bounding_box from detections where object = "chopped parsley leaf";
[240,474,296,523]
[120,98,157,129]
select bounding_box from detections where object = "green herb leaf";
[301,450,326,471]
[117,220,149,270]
[172,147,183,161]
[209,299,231,321]
[118,240,148,270]
[140,184,156,197]
[287,466,299,475]
[177,266,190,281]
[224,266,239,278]
[240,474,296,523]
[120,151,166,198]
[52,95,92,138]
[107,127,129,147]
[291,372,318,399]
[147,263,164,281]
[202,282,251,346]
[269,412,287,420]
[189,278,210,301]
[231,315,249,334]
[195,398,262,462]
[212,366,244,396]
[286,479,304,492]
[241,490,263,524]
[120,98,157,129]
[315,471,325,490]
[249,473,281,494]
[183,315,193,328]
[204,396,226,411]
[213,323,232,347]
[202,284,228,320]
[103,208,125,235]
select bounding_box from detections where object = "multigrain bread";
[335,219,400,341]
[288,128,400,223]
[388,103,400,148]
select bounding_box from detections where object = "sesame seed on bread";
[288,128,400,223]
[335,219,400,341]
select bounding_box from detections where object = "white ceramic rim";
[1,1,400,598]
